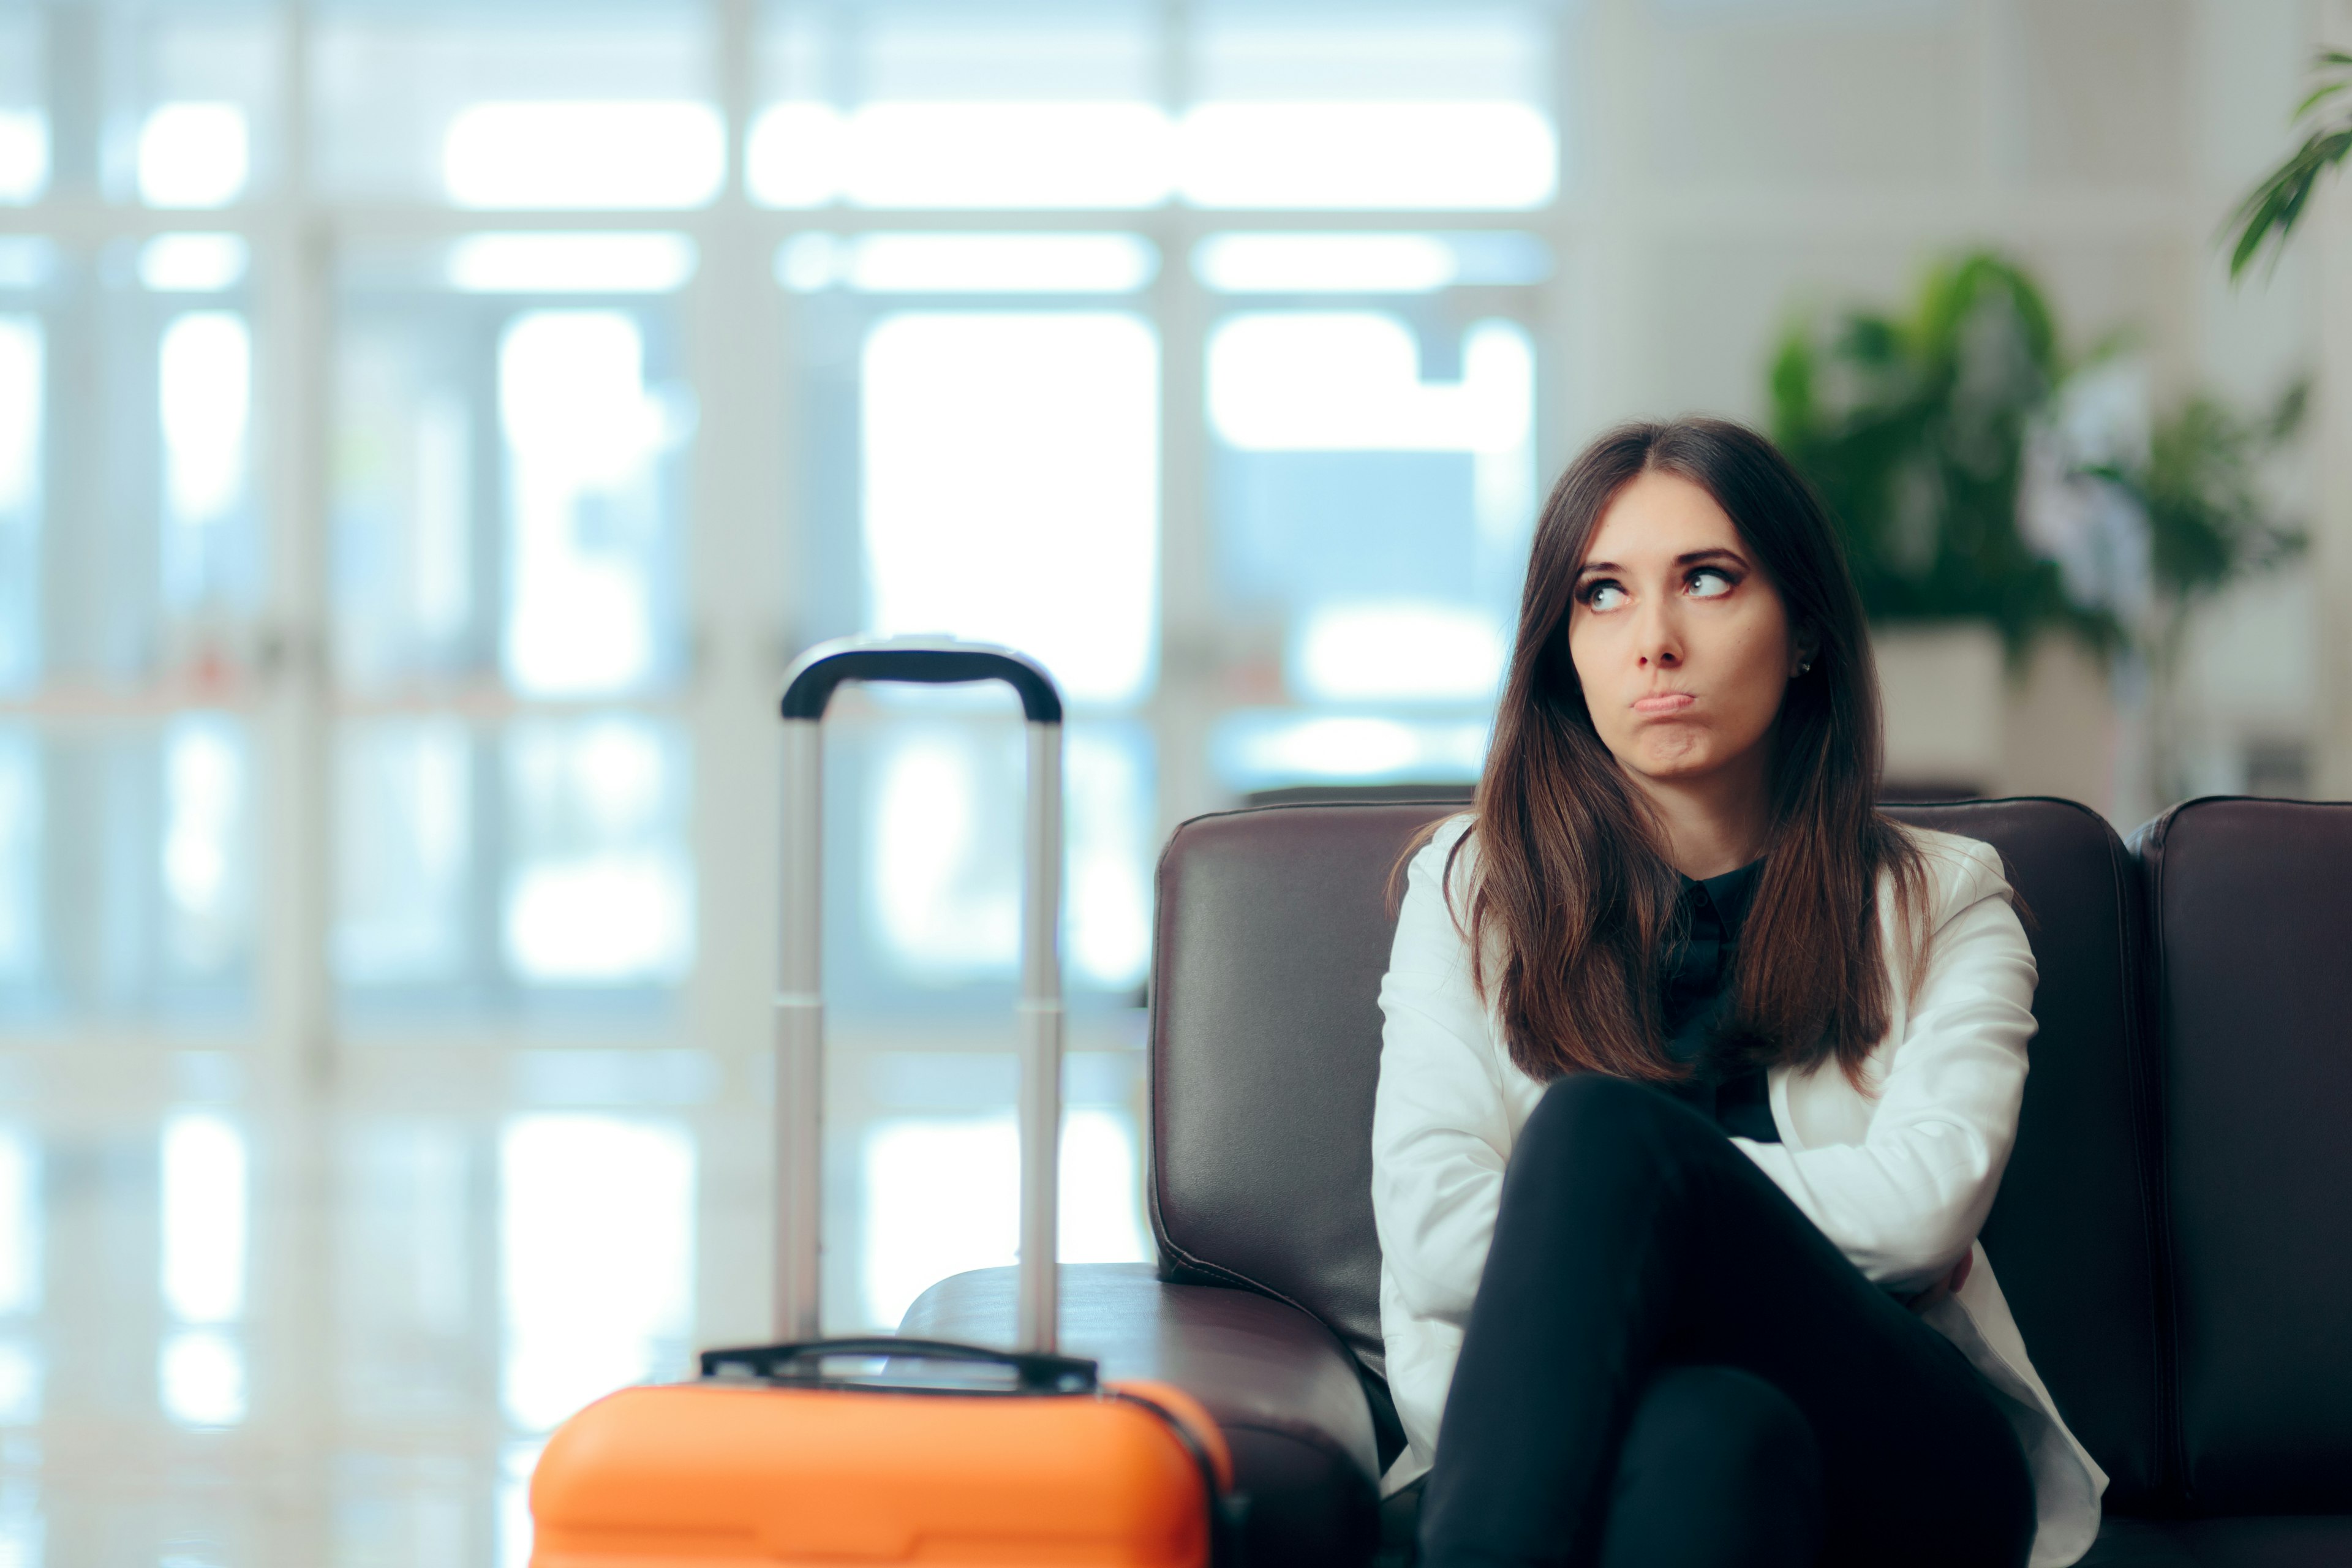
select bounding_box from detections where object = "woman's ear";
[1790,625,1820,679]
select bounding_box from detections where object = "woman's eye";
[1585,582,1627,611]
[1687,568,1734,599]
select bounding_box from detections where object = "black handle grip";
[699,1336,1099,1393]
[780,638,1063,725]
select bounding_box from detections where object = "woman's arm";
[1734,839,2037,1293]
[1370,825,1515,1324]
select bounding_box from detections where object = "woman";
[1372,419,2106,1568]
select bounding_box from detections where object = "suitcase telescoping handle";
[776,636,1066,1355]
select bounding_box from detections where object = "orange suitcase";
[530,639,1243,1567]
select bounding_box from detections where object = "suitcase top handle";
[781,636,1063,725]
[700,1337,1099,1395]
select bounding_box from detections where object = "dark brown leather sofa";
[904,795,2351,1566]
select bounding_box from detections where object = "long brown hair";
[1431,417,1926,1087]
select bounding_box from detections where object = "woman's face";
[1564,470,1808,790]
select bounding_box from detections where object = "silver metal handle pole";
[774,634,1064,1354]
[1016,719,1065,1354]
[775,718,824,1342]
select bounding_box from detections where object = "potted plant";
[1768,253,2119,797]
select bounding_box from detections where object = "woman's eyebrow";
[1577,548,1748,576]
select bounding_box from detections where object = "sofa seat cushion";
[900,1262,1382,1568]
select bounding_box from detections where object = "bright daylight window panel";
[0,240,260,1028]
[1207,303,1536,792]
[331,244,696,1023]
[861,717,1155,994]
[499,1114,694,1433]
[0,308,40,692]
[851,304,1158,996]
[0,8,45,205]
[0,721,256,1028]
[747,4,1558,211]
[308,9,714,206]
[341,714,700,1019]
[751,6,1161,209]
[843,1048,1147,1335]
[116,4,283,208]
[861,1104,1145,1331]
[861,312,1158,706]
[159,1110,249,1428]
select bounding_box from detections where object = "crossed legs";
[1417,1075,2034,1568]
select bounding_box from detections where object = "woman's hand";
[1905,1248,1973,1313]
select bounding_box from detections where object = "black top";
[1657,859,1781,1144]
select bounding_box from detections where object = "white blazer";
[1371,815,2107,1568]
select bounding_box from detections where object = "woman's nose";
[1635,602,1683,667]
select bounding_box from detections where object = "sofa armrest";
[902,1262,1382,1568]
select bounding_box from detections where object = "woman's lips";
[1632,693,1695,714]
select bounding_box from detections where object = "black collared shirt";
[1657,859,1782,1144]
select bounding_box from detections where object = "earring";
[1796,659,1814,675]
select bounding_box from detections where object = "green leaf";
[2228,122,2352,282]
[2291,78,2351,122]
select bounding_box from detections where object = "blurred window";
[497,309,682,697]
[1182,103,1555,209]
[499,1115,695,1433]
[139,234,251,294]
[449,233,697,295]
[781,241,1162,1011]
[501,718,693,987]
[1195,230,1552,293]
[777,232,1157,295]
[0,723,257,1027]
[750,102,1174,209]
[0,1130,38,1321]
[334,715,695,1006]
[331,241,696,1025]
[159,1112,248,1428]
[157,311,257,615]
[0,9,42,205]
[0,116,41,206]
[1206,307,1537,791]
[443,102,725,209]
[0,314,39,692]
[309,7,712,205]
[334,718,471,990]
[861,311,1158,705]
[0,233,263,1027]
[0,736,35,989]
[749,3,1559,211]
[861,1108,1144,1328]
[107,9,286,205]
[138,102,250,209]
[0,1118,36,1430]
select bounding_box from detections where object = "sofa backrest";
[2138,797,2352,1513]
[1146,796,2166,1502]
[1148,801,1455,1384]
[1887,801,2166,1508]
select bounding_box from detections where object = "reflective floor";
[0,1035,1148,1564]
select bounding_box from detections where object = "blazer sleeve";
[1735,837,2038,1292]
[1370,821,1512,1325]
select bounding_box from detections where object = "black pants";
[1419,1075,2035,1568]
